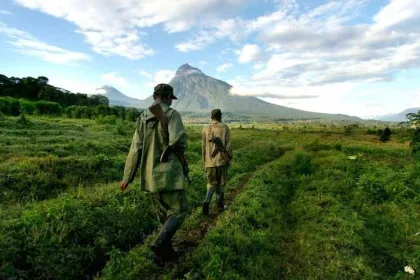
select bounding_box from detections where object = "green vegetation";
[0,74,108,107]
[0,113,419,280]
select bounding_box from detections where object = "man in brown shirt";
[201,109,233,215]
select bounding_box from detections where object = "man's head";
[153,83,177,106]
[211,109,222,121]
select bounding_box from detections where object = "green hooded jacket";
[122,102,188,192]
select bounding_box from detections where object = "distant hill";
[96,64,360,121]
[94,85,152,108]
[378,108,420,122]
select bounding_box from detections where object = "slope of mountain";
[378,108,420,122]
[170,64,359,120]
[96,64,360,121]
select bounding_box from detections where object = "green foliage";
[0,97,20,115]
[344,123,359,135]
[115,121,127,136]
[16,114,31,126]
[19,98,35,114]
[380,127,392,142]
[293,152,315,175]
[411,128,420,160]
[126,107,141,122]
[1,117,418,280]
[0,186,156,280]
[0,74,109,107]
[96,115,118,125]
[406,110,420,123]
[34,100,63,116]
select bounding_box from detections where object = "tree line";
[0,74,142,121]
[0,74,108,107]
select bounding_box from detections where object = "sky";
[0,0,420,119]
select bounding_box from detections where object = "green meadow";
[0,115,418,279]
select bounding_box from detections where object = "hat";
[211,109,222,117]
[153,83,177,99]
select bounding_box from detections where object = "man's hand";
[120,181,129,191]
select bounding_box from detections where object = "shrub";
[34,101,63,116]
[126,108,141,122]
[380,127,391,142]
[344,125,353,135]
[0,97,20,115]
[294,152,315,175]
[115,121,127,135]
[19,99,35,114]
[411,128,420,160]
[0,187,157,280]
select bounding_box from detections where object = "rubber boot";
[151,216,181,261]
[202,188,215,215]
[216,192,225,213]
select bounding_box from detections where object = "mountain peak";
[176,63,203,76]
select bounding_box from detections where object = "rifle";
[149,103,191,183]
[209,136,231,165]
[161,145,191,183]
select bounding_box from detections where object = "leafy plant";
[380,127,391,142]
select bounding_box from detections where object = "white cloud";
[220,0,420,111]
[138,70,153,79]
[238,44,263,64]
[217,63,233,72]
[49,75,97,94]
[154,70,175,84]
[14,0,246,58]
[142,70,176,88]
[0,10,12,15]
[0,22,90,64]
[373,0,420,32]
[176,30,216,52]
[101,72,130,88]
[77,29,154,59]
[176,18,248,52]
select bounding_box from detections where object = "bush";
[0,186,157,280]
[0,97,20,115]
[344,125,353,135]
[411,128,420,160]
[34,101,62,116]
[115,121,127,135]
[126,108,141,122]
[19,99,35,114]
[380,127,391,142]
[294,152,315,175]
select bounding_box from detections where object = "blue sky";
[0,0,419,119]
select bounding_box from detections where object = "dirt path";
[155,170,259,278]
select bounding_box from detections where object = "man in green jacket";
[120,83,188,260]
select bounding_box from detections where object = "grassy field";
[0,115,419,279]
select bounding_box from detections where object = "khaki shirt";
[123,102,188,193]
[202,120,232,168]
